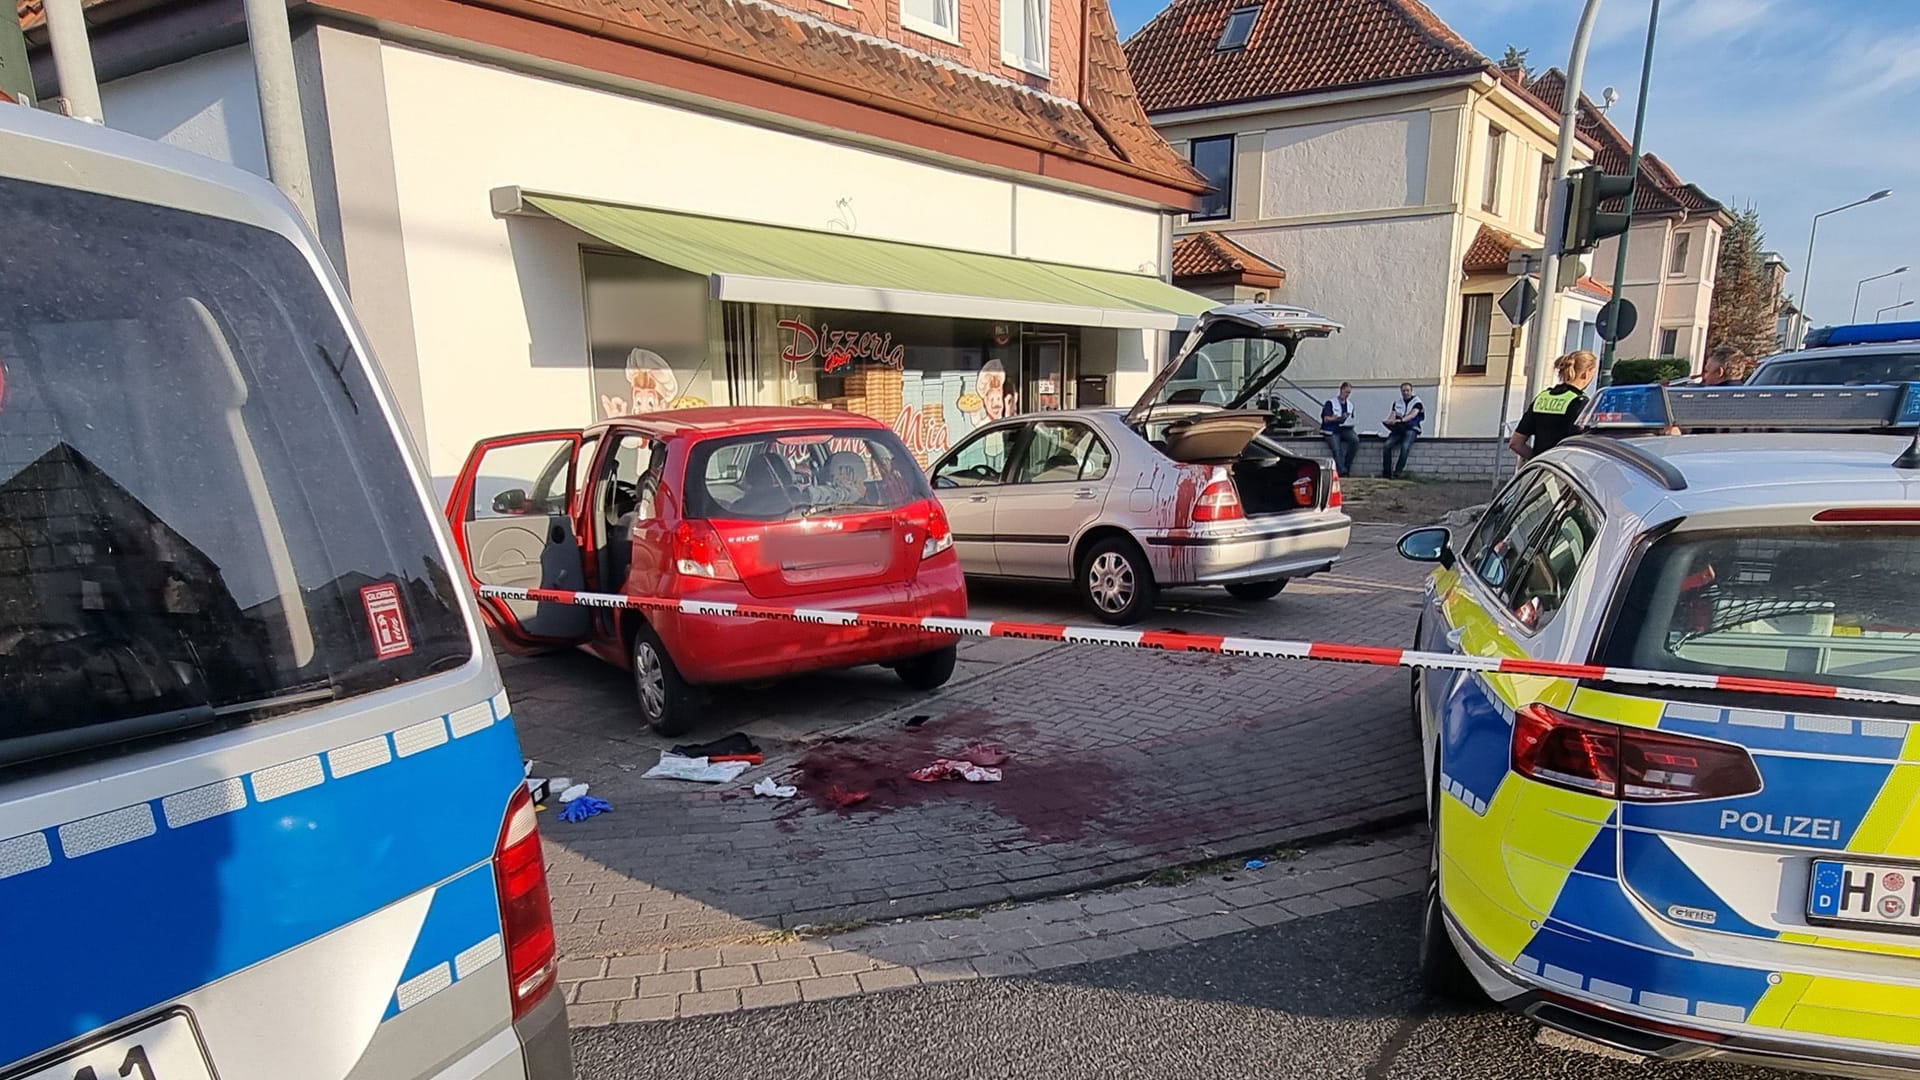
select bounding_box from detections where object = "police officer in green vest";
[1509,349,1599,461]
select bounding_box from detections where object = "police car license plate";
[1807,859,1920,931]
[9,1014,215,1080]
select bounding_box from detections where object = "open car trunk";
[1140,411,1330,516]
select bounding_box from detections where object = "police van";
[0,105,569,1077]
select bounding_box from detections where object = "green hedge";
[1607,358,1692,385]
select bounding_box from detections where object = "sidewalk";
[507,532,1432,969]
[556,829,1428,1025]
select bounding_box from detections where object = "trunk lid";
[683,426,937,601]
[1125,302,1341,426]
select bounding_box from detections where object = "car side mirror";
[492,487,530,514]
[1397,526,1453,567]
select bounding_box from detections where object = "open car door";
[445,429,592,651]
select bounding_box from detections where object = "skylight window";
[1218,5,1259,51]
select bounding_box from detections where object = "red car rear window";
[685,428,931,521]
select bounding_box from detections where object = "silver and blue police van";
[0,103,570,1078]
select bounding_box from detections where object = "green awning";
[510,190,1211,330]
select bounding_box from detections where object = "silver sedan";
[928,304,1353,624]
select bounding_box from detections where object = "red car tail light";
[674,521,741,580]
[1813,507,1920,523]
[1512,704,1761,803]
[1327,470,1343,509]
[922,503,954,559]
[495,783,558,1018]
[1192,478,1245,523]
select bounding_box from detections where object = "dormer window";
[1218,5,1259,51]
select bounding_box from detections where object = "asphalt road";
[570,896,1787,1080]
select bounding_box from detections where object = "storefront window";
[753,308,1078,468]
[583,251,721,419]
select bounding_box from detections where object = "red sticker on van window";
[361,582,414,659]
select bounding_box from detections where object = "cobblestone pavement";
[557,829,1429,1025]
[506,524,1432,970]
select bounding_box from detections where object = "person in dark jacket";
[1510,350,1598,460]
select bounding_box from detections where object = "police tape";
[474,585,1920,710]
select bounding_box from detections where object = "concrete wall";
[1257,112,1430,218]
[97,46,266,177]
[1272,434,1511,483]
[370,41,1167,479]
[1216,213,1457,384]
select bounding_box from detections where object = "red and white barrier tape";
[475,585,1920,710]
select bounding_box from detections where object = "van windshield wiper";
[0,702,220,770]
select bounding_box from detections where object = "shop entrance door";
[1022,333,1069,411]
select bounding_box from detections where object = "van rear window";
[1598,527,1920,696]
[686,429,930,521]
[0,177,471,769]
[1747,352,1920,386]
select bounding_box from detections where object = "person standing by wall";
[1380,382,1425,479]
[1509,350,1598,461]
[1321,381,1359,475]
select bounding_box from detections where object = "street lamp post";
[1798,190,1894,340]
[1853,267,1908,322]
[1878,300,1915,322]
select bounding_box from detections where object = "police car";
[1750,322,1920,386]
[1397,381,1920,1074]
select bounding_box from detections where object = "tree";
[1499,45,1530,78]
[1706,206,1775,369]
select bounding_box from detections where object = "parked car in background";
[1748,322,1920,386]
[927,304,1352,624]
[449,408,965,734]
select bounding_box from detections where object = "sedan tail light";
[1192,477,1245,523]
[495,783,558,1018]
[922,503,954,559]
[1512,704,1762,803]
[674,520,741,580]
[1327,470,1343,509]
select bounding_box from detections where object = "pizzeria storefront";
[505,190,1212,469]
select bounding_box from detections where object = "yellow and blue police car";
[1398,377,1920,1075]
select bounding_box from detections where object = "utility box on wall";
[0,7,29,104]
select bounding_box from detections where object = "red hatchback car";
[447,408,966,734]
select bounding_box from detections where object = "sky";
[1110,0,1920,330]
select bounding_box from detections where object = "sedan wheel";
[1079,538,1155,625]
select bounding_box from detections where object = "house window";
[1189,135,1234,221]
[1001,0,1048,75]
[1481,126,1506,213]
[1218,6,1259,51]
[902,0,959,42]
[1534,157,1553,234]
[1457,294,1494,374]
[1658,328,1680,356]
[1669,232,1690,276]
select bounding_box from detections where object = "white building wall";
[1215,214,1456,427]
[1257,112,1430,218]
[98,46,266,177]
[373,43,1170,478]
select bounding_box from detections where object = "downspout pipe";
[42,0,103,122]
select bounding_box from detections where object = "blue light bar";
[1803,321,1920,348]
[1580,382,1920,432]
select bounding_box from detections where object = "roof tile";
[1171,229,1286,285]
[1462,223,1523,274]
[1123,0,1487,115]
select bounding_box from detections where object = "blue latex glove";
[560,795,611,822]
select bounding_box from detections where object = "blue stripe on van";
[386,862,504,1019]
[0,710,522,1068]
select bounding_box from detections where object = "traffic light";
[1562,166,1635,254]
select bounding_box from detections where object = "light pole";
[1600,0,1662,382]
[1853,266,1909,322]
[1878,300,1914,322]
[1798,190,1893,339]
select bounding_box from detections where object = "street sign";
[1596,298,1639,343]
[1506,248,1544,277]
[1498,278,1538,327]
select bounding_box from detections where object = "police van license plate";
[1808,859,1920,931]
[9,1014,215,1080]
